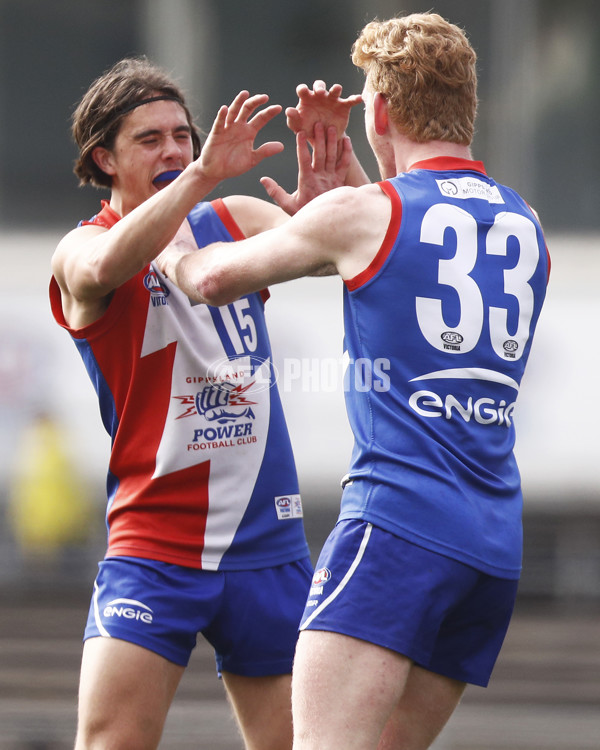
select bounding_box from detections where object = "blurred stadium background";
[1,1,598,748]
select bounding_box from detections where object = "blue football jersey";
[339,157,549,578]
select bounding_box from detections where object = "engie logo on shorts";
[103,598,153,625]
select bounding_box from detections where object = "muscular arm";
[156,184,392,306]
[52,168,224,327]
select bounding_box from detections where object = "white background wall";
[1,230,597,510]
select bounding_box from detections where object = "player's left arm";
[286,80,370,187]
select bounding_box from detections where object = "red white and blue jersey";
[50,199,309,571]
[339,158,549,578]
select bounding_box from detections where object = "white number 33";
[415,204,540,360]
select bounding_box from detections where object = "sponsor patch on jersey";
[274,494,303,520]
[436,177,504,204]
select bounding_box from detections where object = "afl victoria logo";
[441,331,463,345]
[503,340,518,353]
[312,567,331,586]
[144,270,170,303]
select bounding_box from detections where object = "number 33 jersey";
[340,157,549,578]
[50,199,309,571]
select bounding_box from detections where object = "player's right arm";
[51,165,227,329]
[156,183,392,306]
[52,91,286,329]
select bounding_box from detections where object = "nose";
[162,134,183,160]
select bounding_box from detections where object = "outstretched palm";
[261,125,352,215]
[199,91,284,182]
[286,81,363,141]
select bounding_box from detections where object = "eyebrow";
[132,124,192,141]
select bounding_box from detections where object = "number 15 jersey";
[340,157,549,578]
[50,199,309,571]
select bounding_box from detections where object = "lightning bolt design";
[173,395,197,420]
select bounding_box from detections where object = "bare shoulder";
[222,195,287,237]
[51,223,107,281]
[288,184,392,280]
[298,183,389,225]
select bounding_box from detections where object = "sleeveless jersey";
[339,157,549,578]
[49,199,309,571]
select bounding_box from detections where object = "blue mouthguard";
[153,170,183,184]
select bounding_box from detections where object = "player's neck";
[395,140,473,174]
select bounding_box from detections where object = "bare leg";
[75,637,184,750]
[377,664,466,750]
[292,631,465,750]
[292,630,412,749]
[222,671,294,750]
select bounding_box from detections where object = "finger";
[310,122,326,172]
[343,93,364,107]
[296,83,314,104]
[312,80,327,92]
[295,130,313,176]
[325,125,339,172]
[225,90,251,124]
[285,107,302,134]
[208,104,229,134]
[253,141,285,164]
[248,104,283,132]
[260,176,294,214]
[327,83,343,98]
[336,136,354,176]
[237,93,272,122]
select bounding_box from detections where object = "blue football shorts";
[84,555,313,676]
[300,519,519,687]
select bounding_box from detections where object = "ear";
[373,93,389,136]
[91,146,117,177]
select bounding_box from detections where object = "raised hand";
[260,122,352,215]
[198,91,284,182]
[286,80,362,141]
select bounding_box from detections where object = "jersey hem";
[336,511,521,580]
[105,544,311,572]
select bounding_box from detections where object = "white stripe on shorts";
[300,522,373,630]
[93,580,111,638]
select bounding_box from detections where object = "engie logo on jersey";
[274,494,303,520]
[143,270,170,307]
[408,368,519,427]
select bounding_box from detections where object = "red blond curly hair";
[352,13,477,145]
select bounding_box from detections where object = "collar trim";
[408,156,486,174]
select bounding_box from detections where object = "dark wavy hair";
[71,57,202,188]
